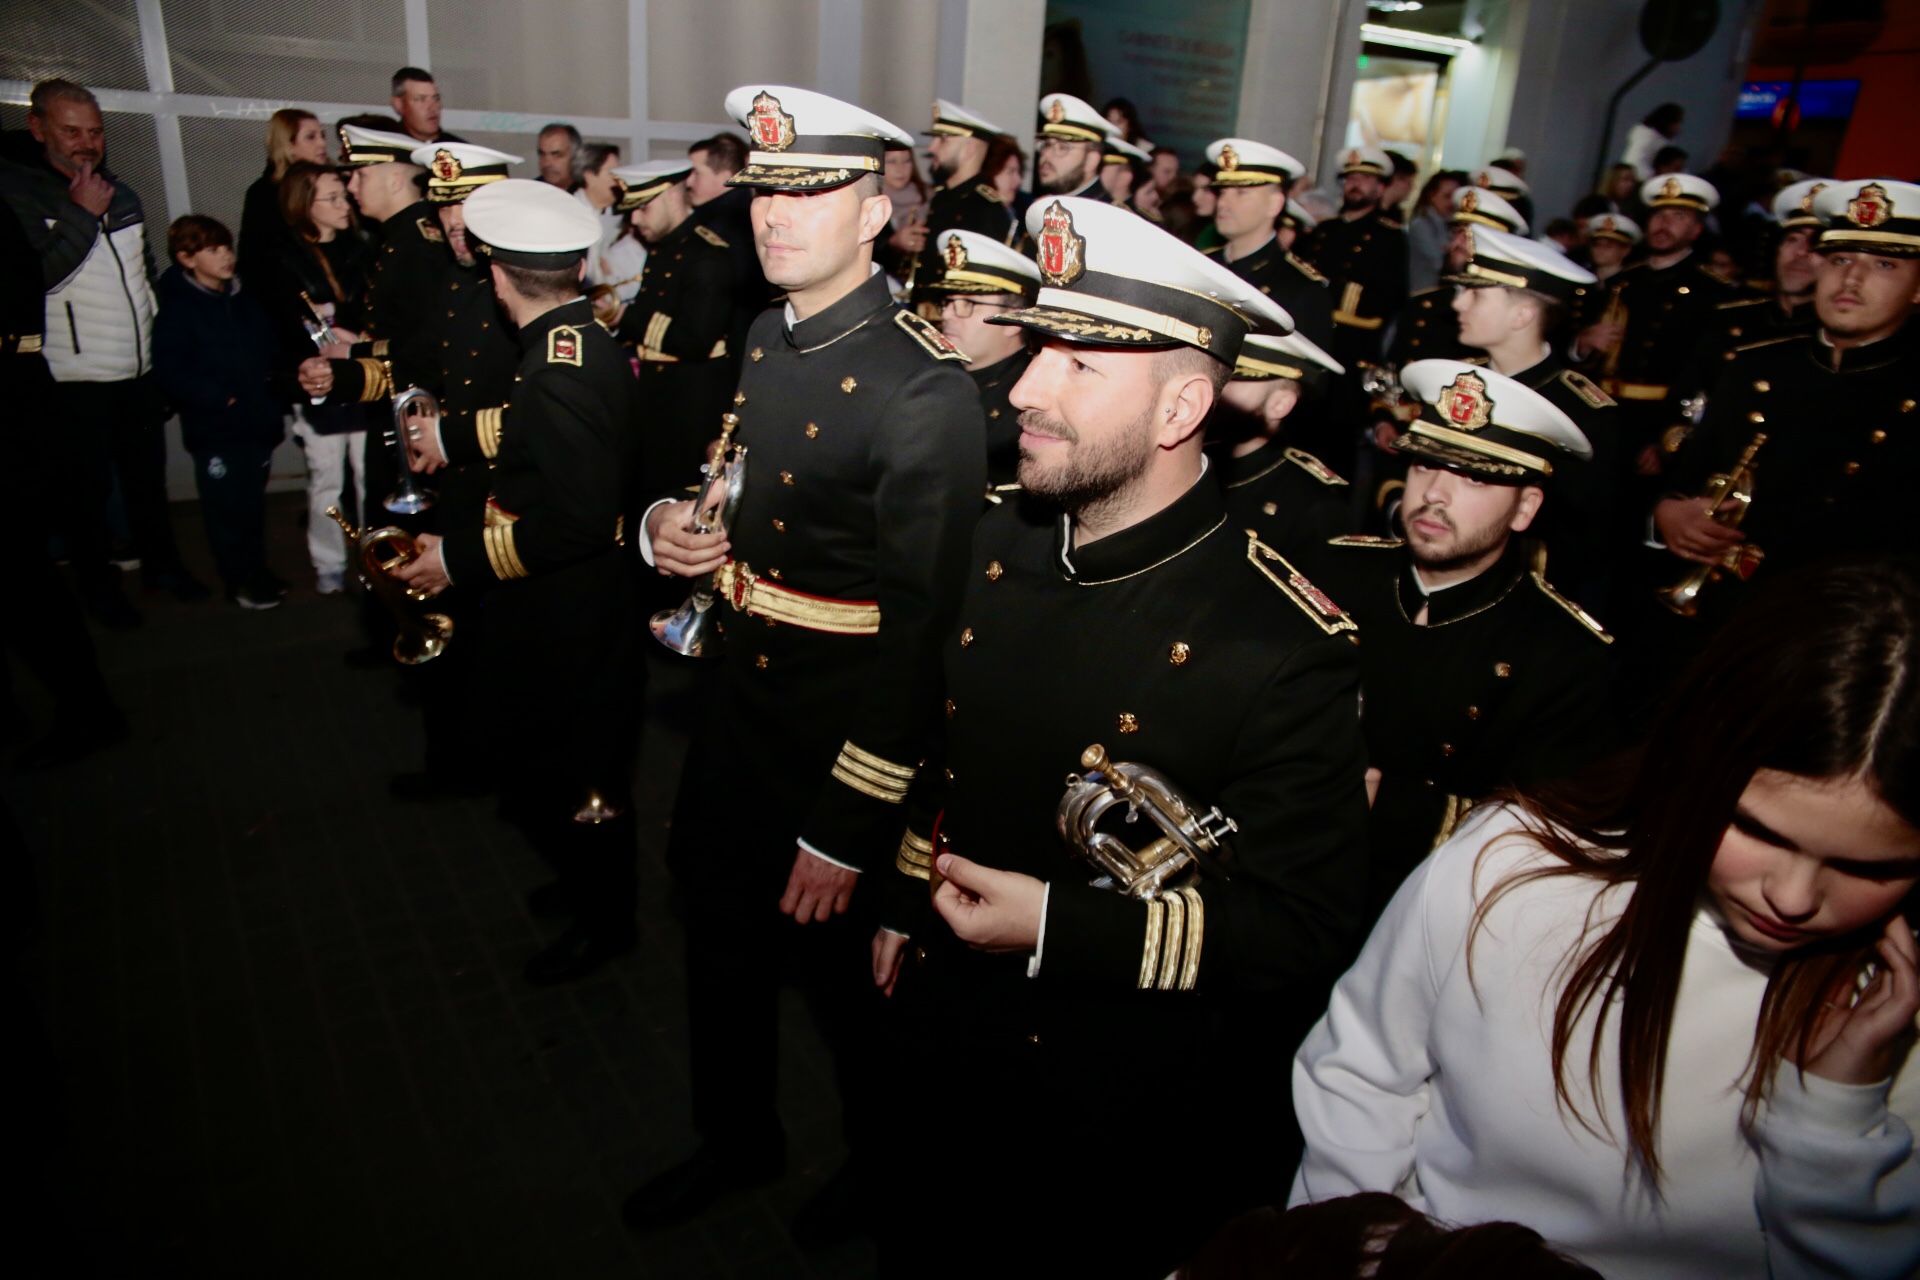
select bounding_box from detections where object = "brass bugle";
[325,506,453,664]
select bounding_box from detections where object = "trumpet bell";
[383,483,434,516]
[650,596,720,657]
[395,611,454,664]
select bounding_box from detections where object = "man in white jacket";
[4,79,206,626]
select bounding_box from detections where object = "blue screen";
[1737,80,1861,121]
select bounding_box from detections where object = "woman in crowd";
[1102,95,1144,143]
[1293,558,1920,1280]
[574,143,639,296]
[983,133,1031,225]
[1405,169,1465,292]
[240,108,328,272]
[267,161,374,594]
[1598,161,1640,214]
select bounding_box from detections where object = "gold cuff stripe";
[477,406,504,459]
[483,525,530,580]
[355,358,391,402]
[832,761,911,804]
[840,741,916,780]
[1033,287,1214,351]
[1139,899,1166,989]
[1158,891,1186,991]
[1176,886,1204,991]
[747,149,882,172]
[895,838,933,879]
[833,755,912,797]
[1405,421,1553,475]
[370,339,390,358]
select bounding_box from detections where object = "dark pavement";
[7,493,876,1279]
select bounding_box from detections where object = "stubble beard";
[1016,405,1156,524]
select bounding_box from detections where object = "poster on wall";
[1041,0,1252,163]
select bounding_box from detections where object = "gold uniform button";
[945,767,956,783]
[805,422,819,439]
[1169,642,1190,666]
[780,470,795,485]
[733,391,747,406]
[1466,705,1481,720]
[1748,411,1765,424]
[1261,501,1278,516]
[1870,430,1887,444]
[1844,461,1861,475]
[1025,1033,1041,1046]
[944,699,956,718]
[1494,661,1512,678]
[767,567,783,579]
[988,408,1000,418]
[772,518,786,533]
[750,347,764,362]
[1116,712,1140,734]
[1676,286,1689,296]
[1901,399,1915,413]
[754,654,769,670]
[960,627,975,647]
[985,560,1004,580]
[1753,380,1770,393]
[1440,742,1456,757]
[841,376,858,393]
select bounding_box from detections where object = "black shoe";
[14,705,129,770]
[388,771,490,802]
[84,584,143,631]
[523,922,636,986]
[790,1163,867,1250]
[524,880,573,920]
[343,646,388,669]
[621,1144,786,1232]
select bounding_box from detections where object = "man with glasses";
[1033,92,1115,203]
[923,228,1043,488]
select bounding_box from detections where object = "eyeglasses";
[1038,139,1090,156]
[939,297,1015,318]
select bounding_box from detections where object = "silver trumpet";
[297,290,335,407]
[651,413,748,657]
[384,371,438,516]
[1055,744,1236,900]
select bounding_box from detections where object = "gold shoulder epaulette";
[694,224,728,249]
[1328,533,1402,548]
[894,308,969,362]
[547,323,584,366]
[1283,447,1348,486]
[1531,572,1613,644]
[1287,252,1328,285]
[975,183,999,202]
[1463,353,1490,366]
[1202,243,1224,257]
[1246,533,1359,639]
[1715,296,1768,311]
[1558,368,1614,409]
[417,216,444,243]
[1730,333,1802,356]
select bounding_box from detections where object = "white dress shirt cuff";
[1025,882,1052,978]
[636,497,677,568]
[797,837,862,874]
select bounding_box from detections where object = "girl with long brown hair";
[240,108,327,270]
[1292,558,1920,1279]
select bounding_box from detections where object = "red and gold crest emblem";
[1345,149,1362,169]
[1659,176,1683,202]
[1035,201,1086,287]
[431,148,463,182]
[943,235,968,273]
[552,329,578,363]
[1459,189,1480,215]
[1436,370,1493,431]
[1475,170,1492,190]
[1599,215,1616,234]
[1848,182,1892,228]
[1799,181,1828,214]
[1046,97,1067,125]
[1218,144,1239,172]
[749,91,796,152]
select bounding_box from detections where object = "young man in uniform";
[1202,136,1334,350]
[396,178,641,983]
[1303,145,1409,371]
[1210,328,1350,556]
[1316,358,1615,907]
[873,196,1368,1277]
[921,227,1042,490]
[623,85,986,1237]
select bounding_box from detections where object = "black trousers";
[189,440,272,592]
[49,376,184,586]
[672,726,887,1163]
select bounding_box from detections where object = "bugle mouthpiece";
[1080,744,1109,772]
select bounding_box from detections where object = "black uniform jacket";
[1212,438,1351,558]
[970,347,1030,490]
[1303,206,1409,364]
[1386,286,1470,366]
[617,215,738,490]
[323,200,461,405]
[908,473,1369,1001]
[1665,322,1920,590]
[1511,351,1620,604]
[1207,235,1335,352]
[699,270,986,872]
[1675,291,1819,403]
[899,177,1017,292]
[1588,250,1733,441]
[1316,536,1616,899]
[440,298,640,789]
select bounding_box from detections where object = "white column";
[817,0,866,103]
[934,0,1045,144]
[403,0,431,68]
[1235,0,1367,187]
[133,0,191,224]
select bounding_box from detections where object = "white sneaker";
[316,571,346,595]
